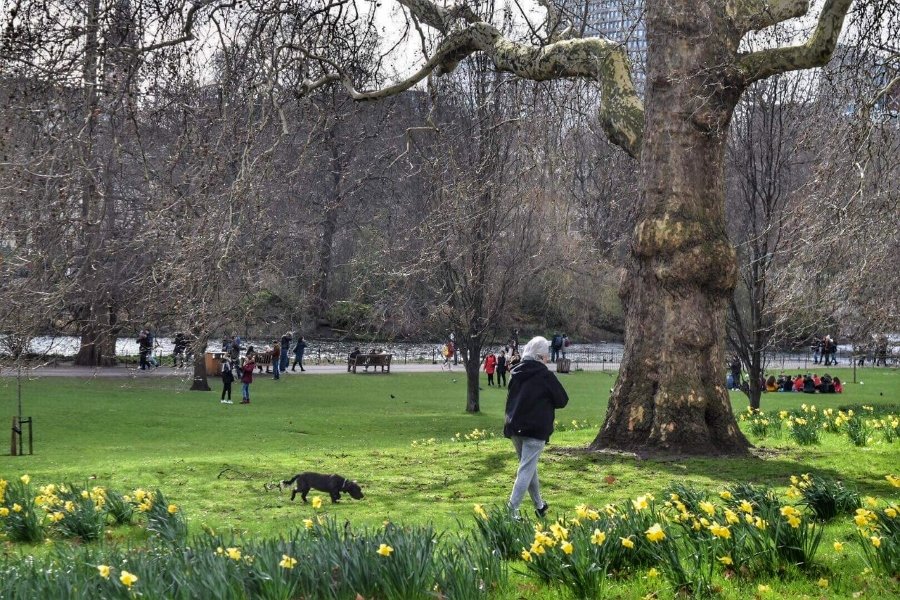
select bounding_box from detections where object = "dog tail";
[281,474,300,487]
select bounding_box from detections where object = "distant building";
[582,0,646,88]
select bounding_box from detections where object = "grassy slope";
[1,368,897,598]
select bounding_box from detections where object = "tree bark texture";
[591,0,751,456]
[463,345,482,413]
[190,341,211,391]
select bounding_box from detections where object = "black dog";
[280,472,364,503]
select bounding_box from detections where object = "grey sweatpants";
[508,435,546,512]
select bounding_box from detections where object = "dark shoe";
[240,400,249,404]
[535,504,549,519]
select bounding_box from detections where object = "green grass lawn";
[1,367,898,598]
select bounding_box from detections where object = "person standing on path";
[220,358,234,404]
[496,350,508,388]
[292,336,307,371]
[240,355,255,403]
[484,352,497,386]
[503,336,569,519]
[272,340,281,380]
[280,332,292,372]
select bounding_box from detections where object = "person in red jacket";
[240,354,256,404]
[833,377,843,393]
[793,374,804,392]
[484,352,497,387]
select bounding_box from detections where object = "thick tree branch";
[352,21,644,157]
[738,0,852,84]
[394,0,478,34]
[727,0,810,33]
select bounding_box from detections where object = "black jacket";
[503,359,569,442]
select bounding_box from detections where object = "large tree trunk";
[591,0,750,456]
[462,344,482,413]
[748,348,763,410]
[190,340,210,391]
[73,305,117,367]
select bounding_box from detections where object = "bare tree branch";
[738,0,853,84]
[728,0,810,33]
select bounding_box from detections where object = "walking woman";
[503,336,568,519]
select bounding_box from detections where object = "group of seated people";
[766,373,843,394]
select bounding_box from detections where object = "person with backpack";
[550,334,563,363]
[220,358,235,404]
[240,355,256,404]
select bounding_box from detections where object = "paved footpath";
[1,361,624,378]
[1,358,835,379]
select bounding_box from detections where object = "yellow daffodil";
[754,517,768,530]
[718,555,733,566]
[81,490,89,499]
[724,509,740,524]
[97,565,110,579]
[670,493,680,502]
[560,541,574,555]
[719,491,733,500]
[739,500,753,514]
[884,507,897,519]
[311,496,323,509]
[591,529,606,545]
[647,567,660,578]
[226,547,242,561]
[303,518,314,530]
[575,504,589,519]
[279,554,297,569]
[20,474,30,485]
[530,542,546,555]
[886,475,900,488]
[167,504,179,514]
[473,504,487,519]
[12,503,22,513]
[0,507,9,518]
[521,548,532,562]
[786,486,802,500]
[870,536,881,548]
[818,578,829,588]
[833,541,844,552]
[632,495,650,511]
[864,496,878,508]
[621,537,635,549]
[758,584,771,593]
[645,523,665,543]
[377,543,394,557]
[787,515,801,528]
[779,505,800,518]
[699,501,715,516]
[49,511,64,523]
[119,571,137,588]
[709,524,731,539]
[215,546,224,556]
[549,522,569,541]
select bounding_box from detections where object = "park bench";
[347,353,392,374]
